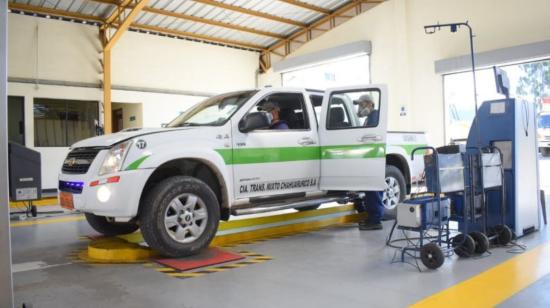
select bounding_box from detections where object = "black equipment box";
[8,142,42,201]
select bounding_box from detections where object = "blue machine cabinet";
[466,98,541,237]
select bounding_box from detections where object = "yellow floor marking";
[411,242,550,308]
[202,268,227,272]
[211,213,363,246]
[10,215,85,228]
[117,206,365,246]
[168,272,204,278]
[155,268,175,272]
[218,204,356,231]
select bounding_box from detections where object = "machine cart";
[387,146,471,270]
[449,146,513,249]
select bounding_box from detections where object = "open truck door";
[319,85,388,191]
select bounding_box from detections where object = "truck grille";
[62,147,102,174]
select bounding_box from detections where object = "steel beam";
[101,0,148,134]
[0,0,14,306]
[264,0,385,68]
[130,23,265,50]
[193,0,307,28]
[143,7,285,40]
[103,47,112,134]
[278,0,330,15]
[92,0,287,40]
[104,0,149,51]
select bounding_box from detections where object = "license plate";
[60,191,74,210]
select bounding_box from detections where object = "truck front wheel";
[85,213,139,236]
[383,165,406,218]
[140,176,220,257]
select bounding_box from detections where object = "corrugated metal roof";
[8,0,384,51]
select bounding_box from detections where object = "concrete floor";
[9,156,550,308]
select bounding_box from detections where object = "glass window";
[443,68,498,143]
[282,55,370,89]
[443,59,550,143]
[33,98,99,147]
[250,92,310,130]
[327,89,380,129]
[167,90,258,127]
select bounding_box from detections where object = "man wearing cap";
[356,94,379,127]
[261,102,289,130]
[354,94,384,230]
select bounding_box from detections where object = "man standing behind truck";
[354,94,384,230]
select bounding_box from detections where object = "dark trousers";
[355,191,385,224]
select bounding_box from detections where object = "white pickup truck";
[58,85,426,256]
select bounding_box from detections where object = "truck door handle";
[357,135,382,143]
[298,137,316,146]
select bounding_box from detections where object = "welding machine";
[397,196,451,228]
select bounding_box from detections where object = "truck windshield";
[539,115,550,129]
[167,90,258,127]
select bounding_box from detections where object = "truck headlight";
[99,140,132,176]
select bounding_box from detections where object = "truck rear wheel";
[383,165,406,218]
[140,176,220,257]
[85,213,139,236]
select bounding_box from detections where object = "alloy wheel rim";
[382,176,401,210]
[164,193,208,244]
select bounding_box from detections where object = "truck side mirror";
[239,112,271,133]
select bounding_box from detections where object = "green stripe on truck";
[216,143,386,165]
[125,155,151,170]
[320,143,385,159]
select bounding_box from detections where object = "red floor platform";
[154,247,245,271]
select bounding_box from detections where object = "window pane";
[66,101,99,145]
[252,93,309,130]
[33,98,99,147]
[327,89,380,129]
[443,59,550,144]
[34,99,67,147]
[443,69,499,143]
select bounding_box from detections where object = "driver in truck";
[355,94,379,127]
[260,102,289,130]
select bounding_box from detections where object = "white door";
[232,91,320,199]
[319,85,388,191]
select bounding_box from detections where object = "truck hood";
[71,127,188,148]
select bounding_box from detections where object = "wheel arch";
[385,153,411,194]
[138,157,231,221]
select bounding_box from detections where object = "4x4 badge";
[136,139,147,149]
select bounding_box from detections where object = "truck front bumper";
[58,169,154,219]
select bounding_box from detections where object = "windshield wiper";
[176,122,203,127]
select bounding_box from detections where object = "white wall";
[7,13,259,189]
[260,0,550,145]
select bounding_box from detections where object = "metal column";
[0,0,14,306]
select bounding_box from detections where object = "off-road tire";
[140,176,220,257]
[85,213,139,236]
